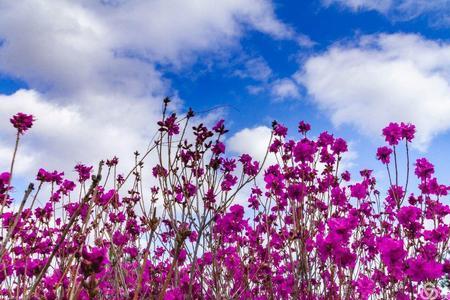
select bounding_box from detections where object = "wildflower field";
[1,99,449,299]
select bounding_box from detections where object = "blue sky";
[1,0,450,192]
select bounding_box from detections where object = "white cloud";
[0,0,293,182]
[270,78,300,100]
[323,0,392,13]
[227,126,273,163]
[296,34,316,48]
[234,57,273,81]
[298,33,450,150]
[323,0,450,26]
[0,90,160,177]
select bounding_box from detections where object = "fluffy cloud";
[270,78,300,100]
[299,33,450,150]
[0,0,293,180]
[234,57,273,82]
[0,90,160,177]
[227,126,273,163]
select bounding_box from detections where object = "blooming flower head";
[331,138,348,155]
[10,113,34,134]
[406,256,443,282]
[212,119,227,134]
[157,113,180,136]
[80,246,109,277]
[112,230,128,247]
[0,172,11,195]
[377,237,407,280]
[356,275,375,300]
[293,139,317,163]
[211,141,225,155]
[382,122,402,146]
[36,168,64,184]
[74,164,93,183]
[400,122,415,142]
[298,121,311,134]
[414,158,434,180]
[350,183,367,200]
[397,206,421,226]
[273,123,288,137]
[376,146,392,164]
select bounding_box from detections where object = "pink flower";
[157,113,180,136]
[239,154,259,176]
[298,121,311,134]
[415,158,434,180]
[397,206,421,226]
[331,138,348,154]
[400,122,415,142]
[212,119,226,134]
[10,112,34,134]
[273,123,288,137]
[331,187,347,206]
[376,146,392,164]
[74,164,93,183]
[293,139,317,163]
[211,141,225,155]
[423,225,450,243]
[221,174,237,191]
[106,156,119,167]
[406,256,443,282]
[382,122,402,146]
[318,132,334,147]
[36,168,64,184]
[350,183,367,200]
[0,172,11,195]
[112,230,128,247]
[80,246,109,277]
[377,237,407,280]
[356,275,374,300]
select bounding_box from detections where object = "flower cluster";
[1,106,449,299]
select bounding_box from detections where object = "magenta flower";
[400,122,416,142]
[10,112,34,134]
[36,168,64,184]
[414,158,434,180]
[211,141,225,155]
[158,113,180,136]
[377,237,407,280]
[406,256,443,282]
[293,139,317,163]
[318,131,334,147]
[0,172,11,195]
[331,137,348,154]
[80,246,109,277]
[239,154,259,176]
[112,230,128,247]
[298,121,311,134]
[212,119,226,134]
[356,275,375,300]
[105,156,119,167]
[397,206,421,226]
[350,183,367,199]
[221,174,237,191]
[382,122,402,146]
[273,123,288,137]
[74,164,93,183]
[376,146,392,164]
